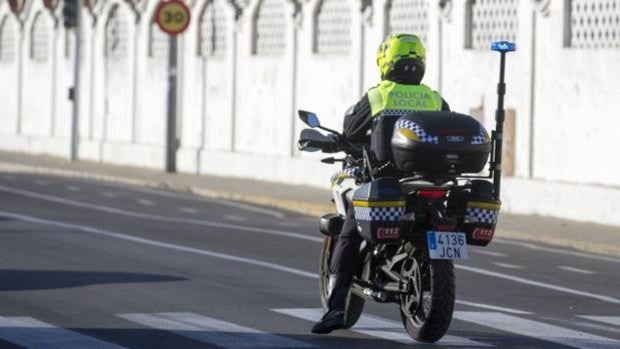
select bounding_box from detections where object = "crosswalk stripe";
[118,312,314,348]
[0,316,127,349]
[453,311,620,349]
[578,316,620,327]
[272,308,491,347]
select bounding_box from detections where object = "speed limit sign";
[155,0,191,36]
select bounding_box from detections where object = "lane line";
[0,185,321,243]
[578,316,620,327]
[118,312,313,349]
[99,192,117,198]
[492,262,524,270]
[71,178,286,218]
[559,266,596,275]
[136,199,155,207]
[65,185,82,192]
[473,250,508,258]
[455,300,532,315]
[224,215,246,222]
[179,207,198,214]
[0,316,127,349]
[0,210,318,279]
[34,179,50,185]
[272,308,490,347]
[453,311,619,349]
[455,265,620,304]
[494,239,620,264]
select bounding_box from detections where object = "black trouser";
[330,206,363,275]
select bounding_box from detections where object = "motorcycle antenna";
[490,41,516,201]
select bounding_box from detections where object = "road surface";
[0,173,618,348]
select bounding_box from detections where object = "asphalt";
[0,150,618,257]
[0,159,618,348]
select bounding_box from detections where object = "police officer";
[312,33,450,334]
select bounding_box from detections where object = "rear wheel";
[399,253,455,343]
[318,236,365,328]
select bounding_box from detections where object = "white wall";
[1,0,620,226]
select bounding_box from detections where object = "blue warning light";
[491,41,516,52]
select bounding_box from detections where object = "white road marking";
[34,179,50,185]
[0,210,318,279]
[455,300,533,315]
[272,308,491,347]
[179,207,198,214]
[578,316,620,327]
[275,221,302,227]
[100,192,117,198]
[224,215,246,222]
[137,199,155,206]
[65,185,82,192]
[0,185,322,243]
[493,262,524,270]
[453,311,620,349]
[93,181,286,218]
[559,266,596,275]
[0,316,127,349]
[118,312,314,348]
[455,265,620,304]
[494,239,620,264]
[473,250,508,258]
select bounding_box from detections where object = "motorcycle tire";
[399,258,455,343]
[318,236,365,328]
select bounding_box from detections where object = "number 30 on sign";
[155,0,191,36]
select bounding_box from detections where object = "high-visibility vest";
[367,81,443,117]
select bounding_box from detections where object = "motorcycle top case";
[391,111,492,176]
[352,177,405,244]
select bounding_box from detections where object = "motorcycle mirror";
[298,110,321,128]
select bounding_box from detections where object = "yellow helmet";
[376,33,426,82]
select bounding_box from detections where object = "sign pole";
[155,0,191,172]
[70,0,83,161]
[166,35,178,173]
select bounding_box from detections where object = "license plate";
[427,231,468,260]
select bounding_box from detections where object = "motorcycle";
[296,42,515,342]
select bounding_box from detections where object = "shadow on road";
[0,327,497,349]
[0,269,187,291]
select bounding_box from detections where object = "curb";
[0,160,618,257]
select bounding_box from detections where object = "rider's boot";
[311,273,351,334]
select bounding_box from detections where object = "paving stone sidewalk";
[0,150,618,257]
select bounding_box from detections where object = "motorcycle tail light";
[417,189,447,199]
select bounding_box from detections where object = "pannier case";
[391,111,492,175]
[463,199,501,246]
[352,177,405,244]
[448,180,501,246]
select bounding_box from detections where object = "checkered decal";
[465,207,498,224]
[354,206,405,222]
[394,119,440,144]
[471,126,489,145]
[330,167,361,185]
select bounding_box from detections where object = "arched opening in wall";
[104,4,130,141]
[313,0,352,54]
[31,11,50,62]
[198,0,227,58]
[0,15,16,63]
[566,0,620,48]
[385,0,429,44]
[465,0,518,50]
[149,19,169,61]
[252,0,286,56]
[198,0,232,151]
